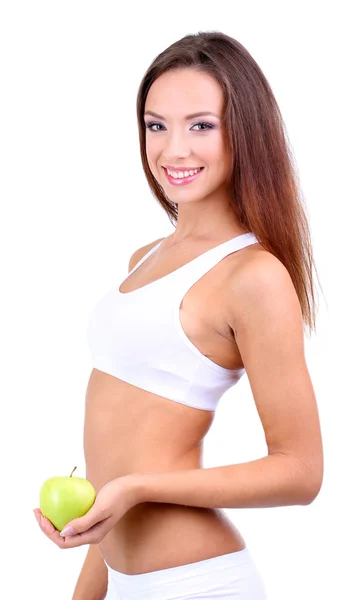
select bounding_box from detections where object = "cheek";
[145,132,162,149]
[204,149,229,173]
[146,139,165,172]
[214,137,231,172]
[198,133,227,165]
[145,138,159,171]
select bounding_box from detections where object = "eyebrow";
[144,110,221,120]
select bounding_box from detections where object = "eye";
[145,121,165,132]
[144,121,214,132]
[191,122,214,131]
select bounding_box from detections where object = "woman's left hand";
[33,474,140,549]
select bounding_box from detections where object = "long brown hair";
[136,30,322,335]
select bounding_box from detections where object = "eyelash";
[145,121,214,132]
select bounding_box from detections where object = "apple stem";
[70,466,77,478]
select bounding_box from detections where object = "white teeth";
[166,167,201,178]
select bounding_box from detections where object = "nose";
[162,130,191,162]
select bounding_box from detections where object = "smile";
[163,166,204,186]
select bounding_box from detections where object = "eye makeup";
[145,121,215,132]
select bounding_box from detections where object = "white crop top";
[87,232,259,411]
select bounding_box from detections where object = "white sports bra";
[87,232,260,411]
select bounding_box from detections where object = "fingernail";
[60,525,75,537]
[34,512,40,525]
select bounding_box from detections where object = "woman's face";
[144,68,232,205]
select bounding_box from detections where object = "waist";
[100,502,246,574]
[84,384,214,477]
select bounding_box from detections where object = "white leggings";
[104,547,268,599]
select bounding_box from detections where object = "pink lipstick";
[163,166,204,186]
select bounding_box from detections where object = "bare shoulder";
[226,247,304,369]
[226,246,301,331]
[128,237,166,273]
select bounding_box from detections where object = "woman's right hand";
[33,508,66,548]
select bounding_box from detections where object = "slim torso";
[84,233,262,575]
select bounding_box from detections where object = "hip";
[100,501,246,575]
[104,546,267,600]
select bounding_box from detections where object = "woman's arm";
[131,453,320,510]
[130,251,323,509]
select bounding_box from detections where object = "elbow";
[302,475,323,505]
[274,450,324,506]
[299,460,324,505]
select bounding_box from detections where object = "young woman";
[34,30,323,600]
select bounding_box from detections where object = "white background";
[1,1,359,598]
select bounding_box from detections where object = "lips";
[163,166,204,186]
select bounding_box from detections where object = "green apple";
[39,466,96,531]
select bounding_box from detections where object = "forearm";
[72,544,108,600]
[132,453,320,510]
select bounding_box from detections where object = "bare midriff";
[84,233,262,575]
[84,369,246,576]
